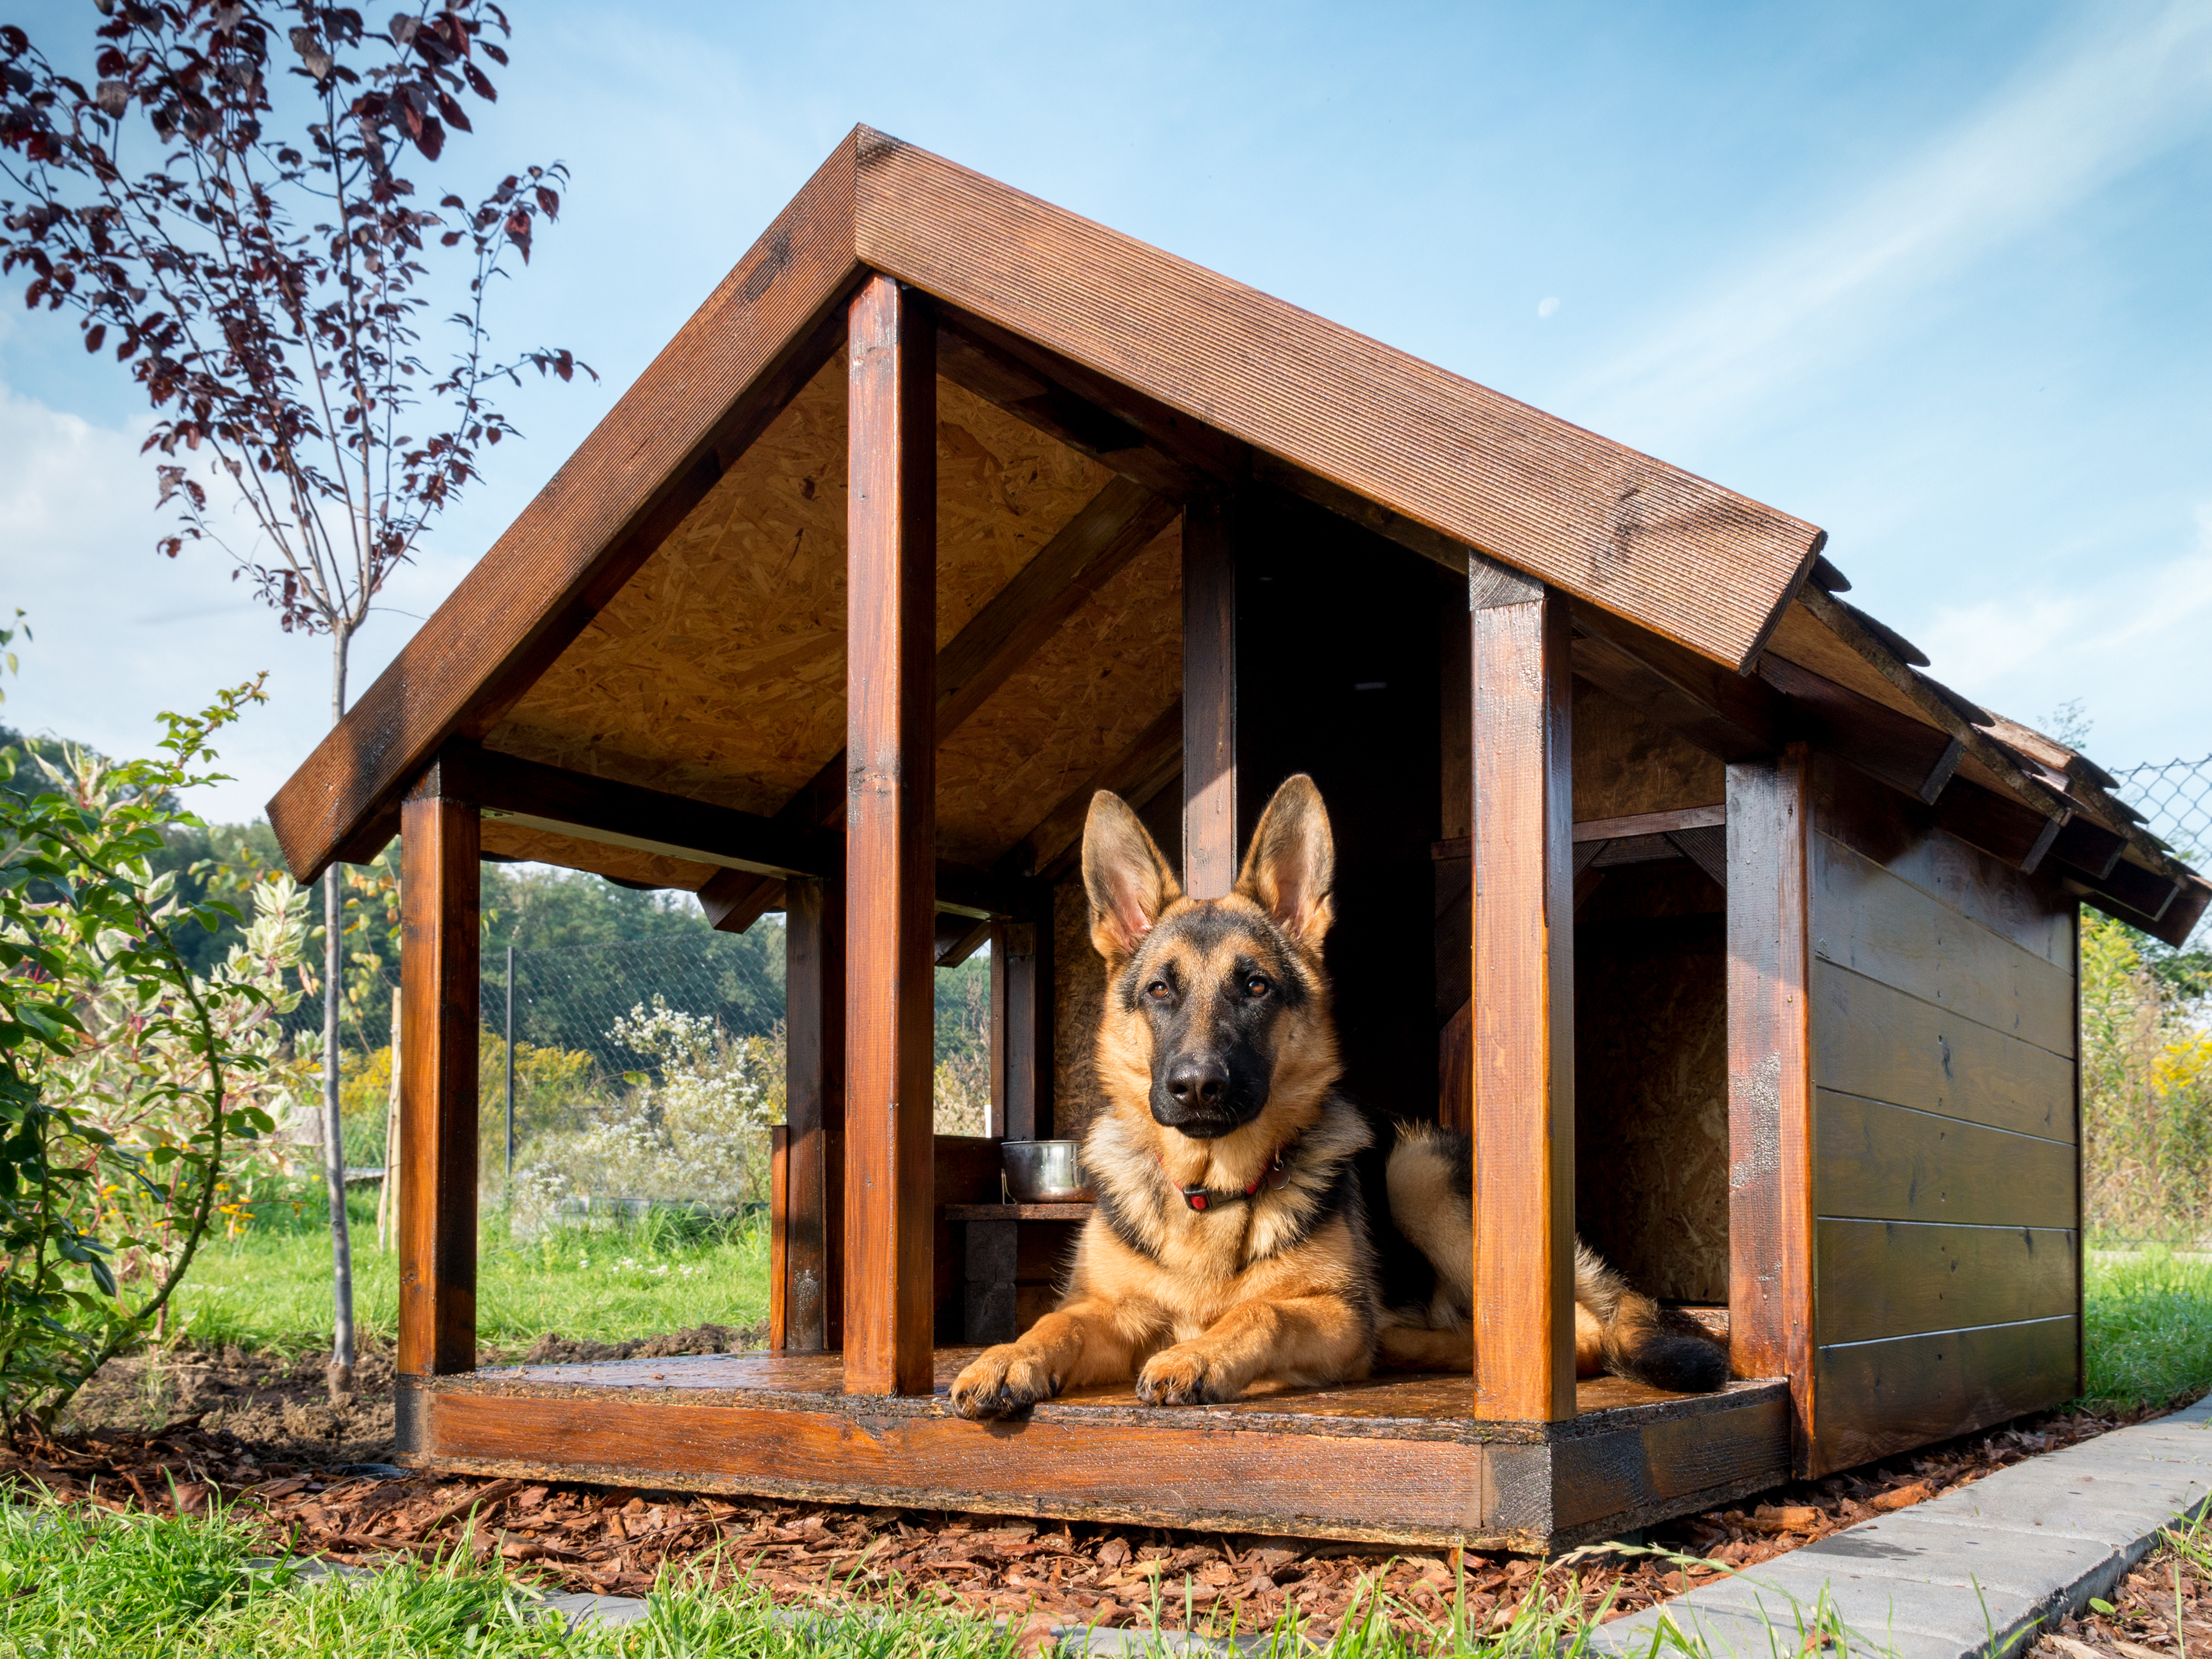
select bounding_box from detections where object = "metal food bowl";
[1000,1140,1093,1203]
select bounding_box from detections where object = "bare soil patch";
[22,1340,2197,1639]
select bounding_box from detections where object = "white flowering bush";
[512,997,783,1222]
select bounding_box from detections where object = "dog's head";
[1082,774,1339,1141]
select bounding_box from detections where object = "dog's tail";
[1574,1242,1730,1394]
[1386,1123,1729,1394]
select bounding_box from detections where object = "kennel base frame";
[394,1353,1790,1553]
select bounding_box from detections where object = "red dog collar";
[1172,1146,1293,1212]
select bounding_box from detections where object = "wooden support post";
[398,764,480,1379]
[1182,494,1240,900]
[1467,557,1575,1423]
[1726,741,1816,1469]
[784,875,845,1353]
[988,920,1009,1140]
[999,915,1049,1140]
[843,272,937,1396]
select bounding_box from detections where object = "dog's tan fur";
[948,775,1728,1418]
[950,777,1378,1416]
[1375,1123,1729,1392]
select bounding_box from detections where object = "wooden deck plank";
[405,1355,1790,1550]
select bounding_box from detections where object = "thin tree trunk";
[324,626,357,1395]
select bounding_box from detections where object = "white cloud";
[1577,0,2212,440]
[1913,505,2212,766]
[0,381,346,822]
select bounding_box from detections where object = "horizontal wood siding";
[1812,836,2073,1055]
[1812,964,2075,1141]
[1813,1220,2077,1345]
[1806,786,2077,1474]
[1813,1093,2074,1229]
[1812,1316,2078,1469]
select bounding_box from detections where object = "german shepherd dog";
[947,775,1726,1419]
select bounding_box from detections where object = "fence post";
[505,942,517,1190]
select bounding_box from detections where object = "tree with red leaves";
[0,2,595,1394]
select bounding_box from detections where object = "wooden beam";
[1757,655,1962,806]
[934,912,993,968]
[1726,743,1816,1473]
[1003,700,1184,883]
[1568,611,1786,764]
[698,870,786,935]
[1183,495,1242,900]
[771,475,1177,843]
[938,311,1246,498]
[1931,778,2066,875]
[854,132,1824,669]
[842,273,938,1397]
[2051,814,2127,882]
[472,747,840,878]
[935,478,1180,742]
[1467,558,1575,1423]
[273,135,867,881]
[782,875,844,1353]
[398,760,480,1380]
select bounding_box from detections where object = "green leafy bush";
[0,674,291,1431]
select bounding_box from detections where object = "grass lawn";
[2081,1248,2212,1410]
[169,1190,770,1356]
[0,1493,1665,1659]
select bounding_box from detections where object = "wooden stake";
[399,764,479,1378]
[1467,556,1575,1423]
[842,273,937,1396]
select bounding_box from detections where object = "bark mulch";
[0,1391,2191,1641]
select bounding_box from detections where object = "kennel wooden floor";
[395,1350,1790,1552]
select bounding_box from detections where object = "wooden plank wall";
[1804,758,2079,1474]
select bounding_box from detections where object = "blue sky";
[3,0,2209,823]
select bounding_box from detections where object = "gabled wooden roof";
[264,126,2207,946]
[267,125,1825,879]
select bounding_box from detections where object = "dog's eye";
[1145,979,1171,1001]
[1245,975,1271,998]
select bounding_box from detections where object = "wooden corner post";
[843,272,937,1396]
[1468,556,1575,1423]
[1726,741,1815,1467]
[1182,493,1240,900]
[398,753,481,1381]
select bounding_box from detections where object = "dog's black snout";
[1166,1058,1230,1108]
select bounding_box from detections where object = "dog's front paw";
[950,1344,1058,1420]
[1135,1345,1235,1406]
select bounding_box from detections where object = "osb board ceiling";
[936,519,1183,867]
[487,362,1114,818]
[1571,680,1723,821]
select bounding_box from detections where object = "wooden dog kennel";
[268,127,2210,1551]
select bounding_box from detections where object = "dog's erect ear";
[1235,774,1334,951]
[1083,791,1182,962]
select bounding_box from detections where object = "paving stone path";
[1596,1395,2212,1658]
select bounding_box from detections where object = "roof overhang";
[268,125,1829,883]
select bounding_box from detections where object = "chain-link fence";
[2116,754,2212,864]
[2114,753,2211,950]
[283,914,992,1219]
